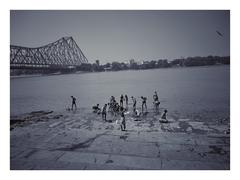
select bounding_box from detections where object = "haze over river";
[11,65,230,121]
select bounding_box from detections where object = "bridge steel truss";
[10,37,88,69]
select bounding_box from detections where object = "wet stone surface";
[10,108,230,170]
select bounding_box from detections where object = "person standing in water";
[131,96,137,113]
[102,104,108,121]
[120,94,124,107]
[153,91,159,102]
[153,91,160,112]
[71,96,77,110]
[125,95,128,108]
[141,96,147,112]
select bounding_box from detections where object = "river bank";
[10,64,229,79]
[10,108,230,170]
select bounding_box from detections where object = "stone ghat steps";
[10,109,230,170]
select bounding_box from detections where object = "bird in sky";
[216,30,223,37]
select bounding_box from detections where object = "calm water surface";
[11,65,230,120]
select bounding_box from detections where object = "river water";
[10,65,230,121]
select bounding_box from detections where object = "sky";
[10,10,230,63]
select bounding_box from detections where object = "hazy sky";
[10,10,230,63]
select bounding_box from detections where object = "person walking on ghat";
[131,96,137,113]
[102,104,108,121]
[125,94,128,107]
[120,94,124,107]
[141,96,147,112]
[71,96,77,110]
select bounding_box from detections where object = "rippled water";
[11,65,230,120]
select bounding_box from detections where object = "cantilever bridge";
[10,37,88,69]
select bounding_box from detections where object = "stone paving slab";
[161,159,229,170]
[27,150,65,161]
[58,151,109,165]
[110,141,160,158]
[108,154,162,169]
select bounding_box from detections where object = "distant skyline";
[10,10,230,63]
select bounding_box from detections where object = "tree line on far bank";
[77,55,230,72]
[10,55,230,76]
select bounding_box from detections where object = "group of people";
[91,91,168,131]
[109,95,127,116]
[70,92,167,131]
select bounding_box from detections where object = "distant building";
[104,67,112,71]
[129,59,135,65]
[95,60,100,66]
